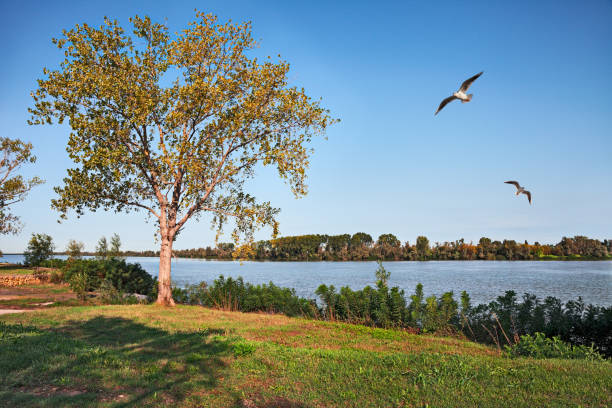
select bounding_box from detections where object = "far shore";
[2,254,611,262]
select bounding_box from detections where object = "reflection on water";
[2,254,610,305]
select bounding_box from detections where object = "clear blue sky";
[1,0,611,253]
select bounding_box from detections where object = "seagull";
[435,72,483,115]
[504,181,532,204]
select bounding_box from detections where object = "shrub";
[174,275,317,318]
[39,258,67,269]
[69,272,89,300]
[49,270,64,283]
[98,280,123,304]
[506,332,604,361]
[463,291,612,357]
[62,259,155,295]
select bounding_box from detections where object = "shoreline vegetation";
[6,234,611,261]
[4,260,610,359]
[1,263,610,406]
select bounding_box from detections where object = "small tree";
[416,236,430,259]
[375,260,390,288]
[66,239,85,259]
[0,137,44,235]
[109,233,122,258]
[96,236,109,260]
[30,12,336,305]
[24,233,55,266]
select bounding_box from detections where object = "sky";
[0,0,611,253]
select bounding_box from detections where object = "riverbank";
[1,304,610,407]
[1,265,610,406]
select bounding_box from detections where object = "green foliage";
[505,332,604,361]
[39,258,66,268]
[174,275,317,317]
[69,271,89,300]
[62,259,156,295]
[95,237,108,260]
[377,233,400,247]
[23,233,55,266]
[416,236,430,259]
[464,291,612,357]
[65,239,84,259]
[231,341,256,357]
[29,11,337,303]
[109,233,122,259]
[0,137,44,235]
[374,260,390,287]
[164,234,611,261]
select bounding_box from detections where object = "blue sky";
[0,0,611,253]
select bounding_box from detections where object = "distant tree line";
[118,234,611,261]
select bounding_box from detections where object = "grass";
[1,305,610,407]
[0,265,36,275]
[1,272,77,310]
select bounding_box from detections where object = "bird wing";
[459,71,483,92]
[522,190,532,204]
[504,180,520,189]
[435,95,458,115]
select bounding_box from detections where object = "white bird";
[435,72,483,115]
[504,181,532,204]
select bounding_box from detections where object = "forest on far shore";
[96,234,611,261]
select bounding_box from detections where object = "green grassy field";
[1,305,610,408]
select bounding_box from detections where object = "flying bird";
[435,72,483,115]
[504,181,532,204]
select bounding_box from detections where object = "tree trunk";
[156,233,176,306]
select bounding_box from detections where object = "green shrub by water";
[53,258,156,296]
[506,332,604,361]
[172,275,317,317]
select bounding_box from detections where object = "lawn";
[1,305,610,407]
[0,264,37,275]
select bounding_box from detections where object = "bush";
[49,270,64,283]
[464,291,612,357]
[506,332,604,361]
[98,280,123,304]
[69,272,89,300]
[62,259,155,296]
[39,259,67,269]
[174,275,317,318]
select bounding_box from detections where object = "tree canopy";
[0,137,44,235]
[29,12,336,304]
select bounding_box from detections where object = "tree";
[416,236,430,259]
[24,233,55,266]
[110,233,122,258]
[29,12,336,305]
[351,232,373,248]
[375,260,390,288]
[377,233,400,247]
[0,137,44,235]
[66,239,84,259]
[96,236,109,260]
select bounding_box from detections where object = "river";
[1,254,610,305]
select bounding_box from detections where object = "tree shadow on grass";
[0,317,233,407]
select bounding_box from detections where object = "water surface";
[2,254,610,305]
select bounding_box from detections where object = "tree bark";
[156,232,176,306]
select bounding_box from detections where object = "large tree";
[0,137,44,235]
[29,12,336,305]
